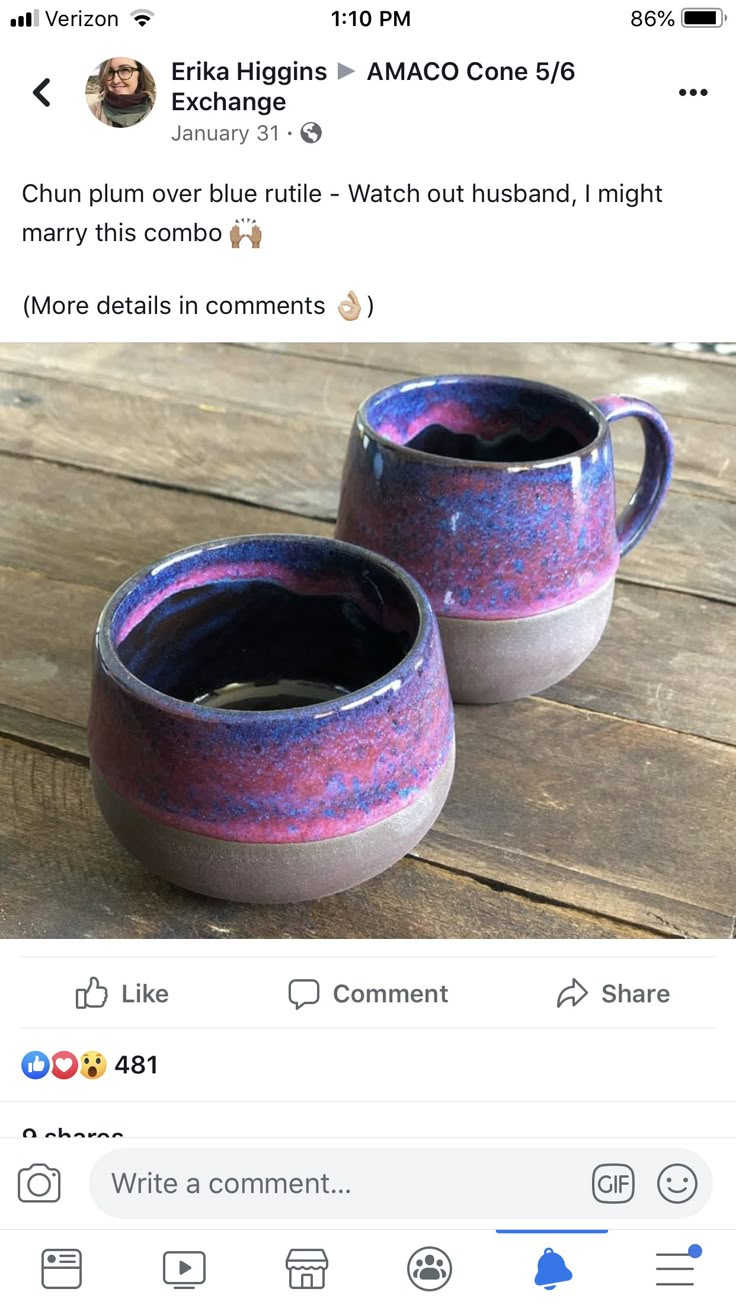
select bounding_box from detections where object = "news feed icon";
[42,1249,82,1290]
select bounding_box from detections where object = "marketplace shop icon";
[286,1249,328,1289]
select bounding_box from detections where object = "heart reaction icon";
[51,1051,79,1080]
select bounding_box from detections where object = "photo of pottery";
[0,341,733,940]
[336,376,674,702]
[89,534,455,902]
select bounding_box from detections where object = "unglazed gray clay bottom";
[438,580,615,703]
[90,745,455,904]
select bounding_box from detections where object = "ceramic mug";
[335,375,674,702]
[88,534,455,902]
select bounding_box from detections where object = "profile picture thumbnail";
[87,56,156,128]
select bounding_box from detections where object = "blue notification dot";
[21,1050,49,1080]
[688,1244,703,1259]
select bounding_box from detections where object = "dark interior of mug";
[111,540,420,711]
[364,376,600,463]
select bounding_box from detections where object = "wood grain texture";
[3,340,736,428]
[0,737,652,940]
[544,583,736,746]
[421,700,736,939]
[245,341,736,426]
[0,453,331,593]
[1,343,735,509]
[0,367,348,518]
[615,475,736,604]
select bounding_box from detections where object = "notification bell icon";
[534,1247,573,1290]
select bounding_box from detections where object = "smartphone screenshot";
[1,0,733,1302]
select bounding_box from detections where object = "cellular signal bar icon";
[10,8,40,24]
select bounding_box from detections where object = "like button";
[75,977,108,1009]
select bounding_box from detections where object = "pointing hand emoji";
[338,290,362,322]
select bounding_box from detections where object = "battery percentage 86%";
[631,9,676,23]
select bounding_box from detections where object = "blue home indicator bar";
[681,7,723,23]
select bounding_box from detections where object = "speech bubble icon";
[289,978,320,1010]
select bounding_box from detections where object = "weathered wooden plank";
[0,454,331,594]
[545,583,736,746]
[0,738,651,940]
[0,343,390,425]
[0,344,734,503]
[609,343,736,366]
[4,340,736,426]
[420,700,736,938]
[0,703,87,757]
[0,372,347,518]
[616,474,736,604]
[0,567,100,732]
[247,342,736,425]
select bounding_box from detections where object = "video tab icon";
[9,8,40,25]
[592,1163,635,1203]
[163,1252,206,1288]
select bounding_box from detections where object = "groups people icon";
[408,1247,452,1290]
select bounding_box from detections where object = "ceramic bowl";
[88,534,455,902]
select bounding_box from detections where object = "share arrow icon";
[556,978,589,1008]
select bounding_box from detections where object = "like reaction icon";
[76,977,108,1009]
[22,1051,49,1080]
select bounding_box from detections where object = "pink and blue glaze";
[88,535,454,844]
[336,375,674,620]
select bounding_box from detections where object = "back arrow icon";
[33,78,51,107]
[556,978,589,1008]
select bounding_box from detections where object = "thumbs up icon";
[21,1051,49,1079]
[75,977,108,1009]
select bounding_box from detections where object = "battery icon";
[681,8,724,23]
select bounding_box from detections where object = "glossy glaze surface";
[336,375,673,621]
[89,535,454,843]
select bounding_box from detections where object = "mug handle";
[593,395,675,557]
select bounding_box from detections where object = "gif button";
[592,1163,635,1203]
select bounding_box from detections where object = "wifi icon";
[131,7,154,24]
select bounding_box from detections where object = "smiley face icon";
[80,1051,107,1080]
[657,1163,698,1203]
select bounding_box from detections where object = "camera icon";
[18,1163,61,1203]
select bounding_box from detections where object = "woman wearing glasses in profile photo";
[87,57,156,127]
